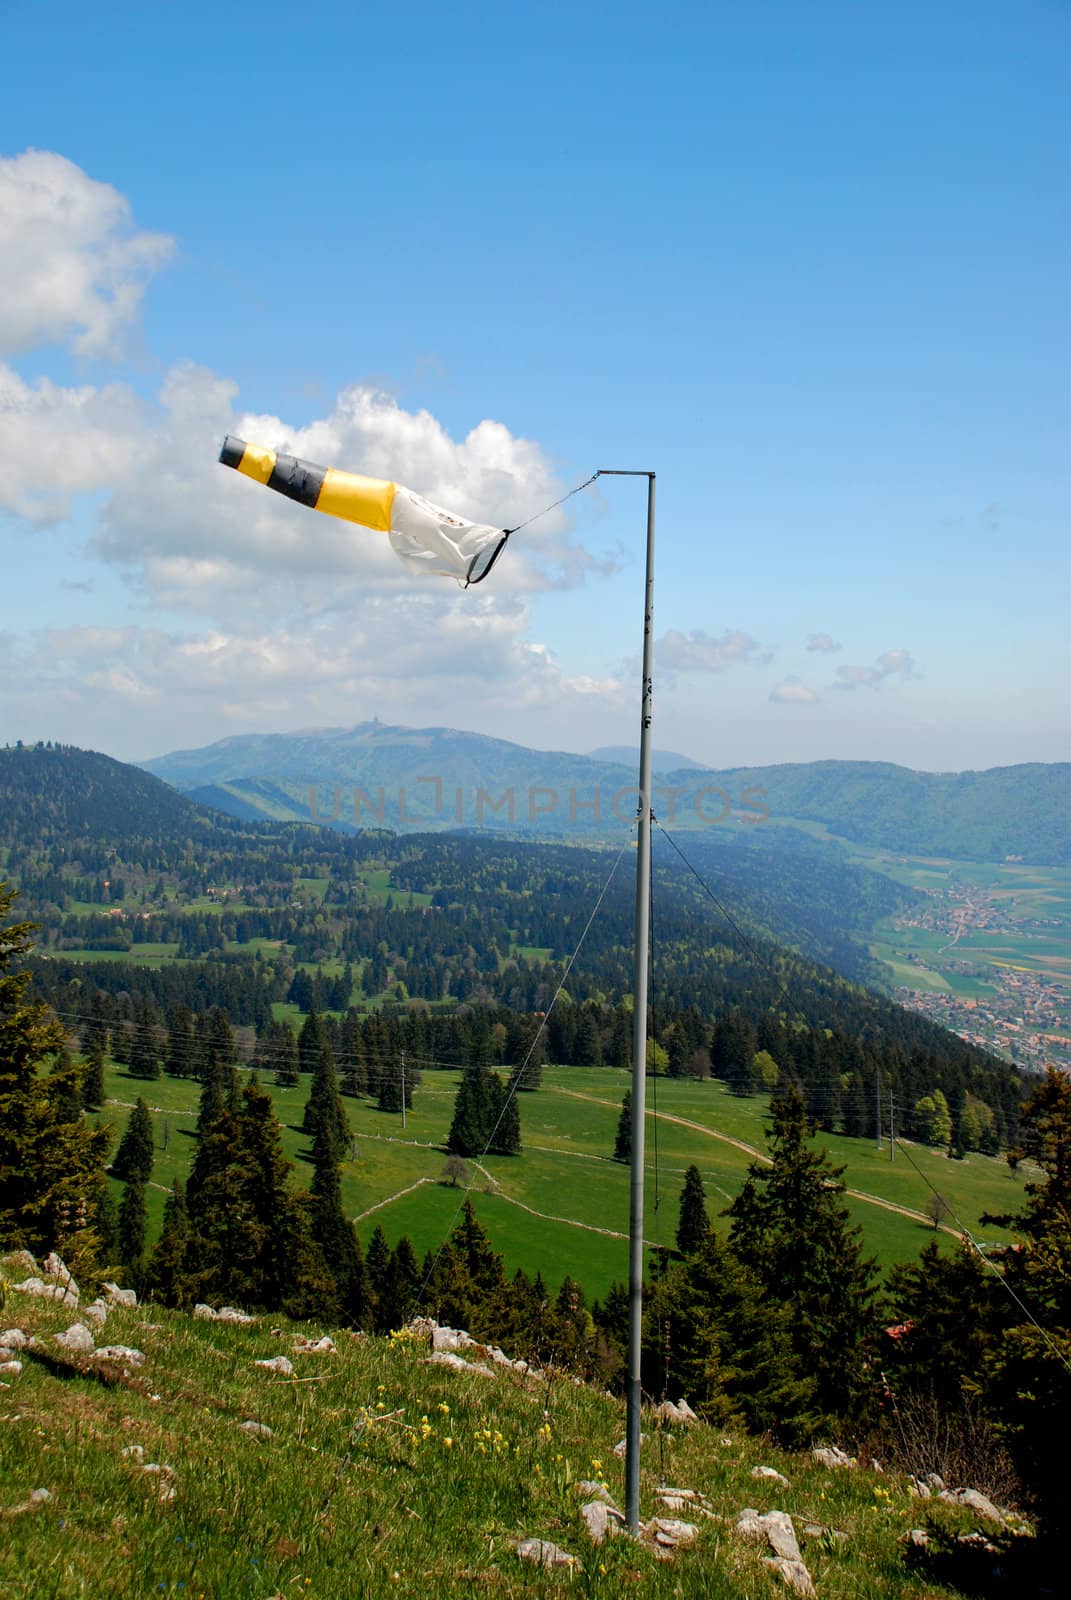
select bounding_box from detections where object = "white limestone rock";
[580,1501,626,1543]
[646,1517,699,1549]
[94,1345,145,1366]
[650,1397,699,1425]
[576,1480,617,1506]
[0,1360,22,1377]
[736,1509,803,1563]
[0,1329,27,1351]
[514,1537,580,1570]
[102,1283,137,1307]
[752,1465,791,1488]
[254,1355,294,1376]
[293,1335,335,1354]
[84,1301,108,1327]
[424,1351,495,1377]
[938,1487,1007,1525]
[240,1420,273,1439]
[763,1556,816,1596]
[812,1445,856,1469]
[55,1323,95,1354]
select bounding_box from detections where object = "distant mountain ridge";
[588,744,705,772]
[140,723,1071,863]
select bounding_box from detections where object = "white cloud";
[0,150,621,752]
[770,677,819,705]
[0,150,173,359]
[805,631,840,653]
[27,603,623,750]
[655,628,768,673]
[0,362,146,523]
[833,648,918,691]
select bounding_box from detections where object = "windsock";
[219,435,511,585]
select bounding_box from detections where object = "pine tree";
[81,1036,106,1111]
[727,1082,878,1426]
[505,1015,544,1090]
[643,1230,815,1440]
[118,1174,147,1274]
[195,1010,240,1133]
[128,1001,161,1079]
[976,1069,1071,1541]
[309,1117,366,1324]
[0,885,111,1262]
[713,1012,757,1096]
[380,1236,420,1331]
[676,1164,709,1255]
[146,1179,192,1306]
[366,1224,392,1330]
[447,1065,493,1156]
[49,1048,84,1123]
[179,1078,308,1312]
[112,1098,155,1182]
[488,1072,521,1155]
[165,1006,198,1079]
[92,1177,119,1264]
[841,1070,869,1138]
[302,1028,350,1149]
[613,1090,632,1163]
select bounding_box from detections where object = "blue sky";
[1,0,1067,769]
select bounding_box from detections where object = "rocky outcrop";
[736,1508,815,1597]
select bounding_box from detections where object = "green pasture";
[97,1061,1028,1299]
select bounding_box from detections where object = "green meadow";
[0,1290,988,1600]
[98,1064,1028,1302]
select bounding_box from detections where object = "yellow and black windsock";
[219,435,511,585]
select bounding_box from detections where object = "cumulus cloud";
[805,631,840,653]
[0,150,623,749]
[87,365,603,611]
[27,601,623,744]
[0,362,147,523]
[0,150,173,358]
[769,677,819,705]
[655,628,768,673]
[832,648,918,691]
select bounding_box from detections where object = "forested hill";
[3,742,911,989]
[141,722,1071,862]
[0,742,231,846]
[700,758,1071,864]
[2,743,1022,1139]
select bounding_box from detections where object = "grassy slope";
[0,1289,986,1600]
[99,1066,1028,1300]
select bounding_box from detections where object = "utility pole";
[401,1048,406,1130]
[599,468,656,1536]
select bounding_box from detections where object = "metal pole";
[600,468,655,1534]
[401,1049,407,1130]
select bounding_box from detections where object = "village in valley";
[874,867,1071,1072]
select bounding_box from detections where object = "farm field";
[98,1063,1029,1303]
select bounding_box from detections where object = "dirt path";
[352,1176,434,1224]
[547,1086,960,1236]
